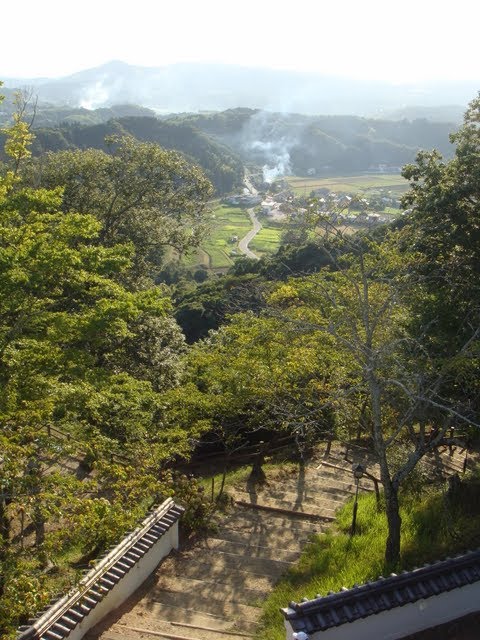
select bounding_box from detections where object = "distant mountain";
[377,105,466,124]
[2,61,478,116]
[0,95,157,128]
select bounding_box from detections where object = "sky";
[1,0,480,83]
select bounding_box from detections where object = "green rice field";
[184,204,252,270]
[249,220,283,256]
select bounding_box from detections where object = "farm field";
[183,175,408,271]
[184,204,252,270]
[249,218,283,256]
[287,173,409,196]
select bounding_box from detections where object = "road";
[238,207,262,260]
[238,176,262,260]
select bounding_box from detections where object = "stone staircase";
[85,442,469,640]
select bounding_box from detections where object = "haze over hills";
[0,60,472,189]
[2,60,475,117]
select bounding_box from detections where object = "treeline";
[1,101,459,195]
[0,93,157,127]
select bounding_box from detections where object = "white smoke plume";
[78,74,127,110]
[248,140,292,183]
[241,110,300,183]
[79,80,110,110]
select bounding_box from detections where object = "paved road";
[238,207,261,260]
[238,176,261,260]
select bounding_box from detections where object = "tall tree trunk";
[0,494,11,598]
[384,481,401,565]
[26,457,46,555]
[0,496,9,548]
[367,371,402,566]
[33,499,45,548]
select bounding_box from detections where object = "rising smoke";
[79,80,111,110]
[241,110,302,183]
[77,73,128,110]
[250,139,292,183]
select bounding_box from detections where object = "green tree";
[22,136,214,284]
[174,310,336,476]
[0,87,36,197]
[401,93,480,368]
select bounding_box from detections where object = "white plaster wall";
[285,580,480,640]
[57,522,179,640]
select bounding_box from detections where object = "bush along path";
[86,442,468,640]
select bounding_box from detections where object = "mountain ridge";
[2,60,476,116]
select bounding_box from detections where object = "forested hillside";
[169,108,457,175]
[1,101,459,193]
[0,91,157,127]
[0,115,245,195]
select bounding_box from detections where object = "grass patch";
[259,483,480,640]
[250,224,283,255]
[198,460,301,499]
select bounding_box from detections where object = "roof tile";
[282,548,480,633]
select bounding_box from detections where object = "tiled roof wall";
[17,498,184,640]
[283,548,480,634]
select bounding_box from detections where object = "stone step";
[100,631,146,640]
[236,470,353,493]
[152,575,265,606]
[215,525,321,550]
[307,464,377,487]
[425,451,467,474]
[122,601,259,634]
[220,508,326,535]
[160,560,276,593]
[113,621,254,640]
[232,491,338,518]
[179,548,292,578]
[232,487,341,514]
[224,503,328,524]
[173,550,292,580]
[294,472,375,494]
[259,462,361,486]
[324,449,466,482]
[147,591,261,623]
[198,537,302,563]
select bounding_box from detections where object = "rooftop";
[282,548,480,635]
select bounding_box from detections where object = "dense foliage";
[0,85,212,637]
[1,79,479,636]
[21,135,213,285]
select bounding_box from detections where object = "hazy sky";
[1,0,479,83]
